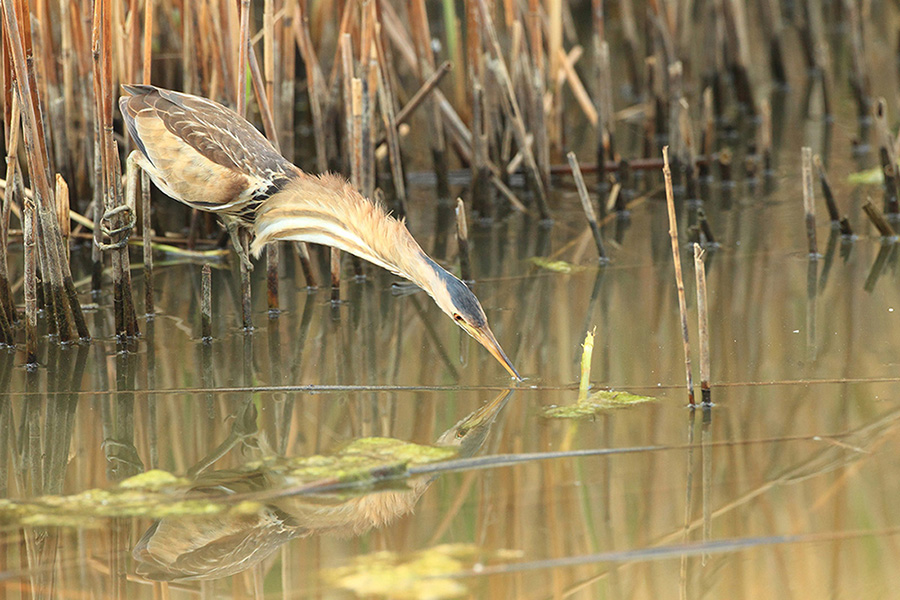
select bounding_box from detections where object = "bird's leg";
[225,217,254,272]
[98,151,139,250]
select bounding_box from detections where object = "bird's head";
[425,263,521,381]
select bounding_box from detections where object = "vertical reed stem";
[801,147,818,257]
[663,147,695,406]
[201,264,212,341]
[693,244,711,406]
[330,247,341,304]
[141,171,153,317]
[455,198,472,282]
[567,151,607,262]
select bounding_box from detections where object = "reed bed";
[0,0,895,367]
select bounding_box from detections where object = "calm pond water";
[3,66,900,600]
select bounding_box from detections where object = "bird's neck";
[251,173,443,290]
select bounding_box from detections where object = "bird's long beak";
[464,323,522,381]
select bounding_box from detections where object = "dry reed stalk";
[813,155,840,223]
[559,47,596,127]
[693,244,711,405]
[248,46,281,149]
[201,264,212,341]
[293,0,327,169]
[140,0,154,317]
[724,0,756,115]
[237,0,250,116]
[567,151,607,262]
[257,6,281,315]
[280,0,296,161]
[330,247,341,304]
[874,99,900,215]
[55,174,69,262]
[801,147,818,256]
[141,170,153,316]
[846,0,871,120]
[862,199,896,238]
[7,0,88,344]
[373,21,407,216]
[678,98,698,201]
[142,0,153,83]
[0,90,20,329]
[667,61,684,169]
[455,198,472,282]
[759,0,786,84]
[341,34,356,180]
[294,242,317,288]
[528,0,549,187]
[93,0,137,339]
[475,0,550,219]
[408,0,450,201]
[362,57,376,201]
[663,147,695,406]
[237,0,252,329]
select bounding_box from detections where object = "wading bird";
[119,85,519,379]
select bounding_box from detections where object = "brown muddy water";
[3,97,900,599]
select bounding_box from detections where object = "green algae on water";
[0,438,458,527]
[542,390,656,419]
[325,543,523,599]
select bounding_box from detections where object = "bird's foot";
[98,204,136,251]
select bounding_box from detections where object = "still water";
[3,88,900,599]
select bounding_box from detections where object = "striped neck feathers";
[250,173,438,288]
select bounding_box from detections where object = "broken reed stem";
[663,147,695,406]
[578,328,595,402]
[201,264,212,341]
[813,155,840,223]
[294,242,317,288]
[862,199,896,238]
[874,99,900,215]
[801,147,818,257]
[239,230,253,329]
[455,198,472,282]
[567,151,607,261]
[55,175,69,262]
[330,247,341,304]
[266,244,279,316]
[24,199,37,365]
[141,170,153,316]
[394,61,451,125]
[0,96,20,331]
[693,244,711,406]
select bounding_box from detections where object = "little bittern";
[119,85,520,379]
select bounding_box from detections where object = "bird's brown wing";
[119,85,297,218]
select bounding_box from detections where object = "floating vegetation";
[542,390,656,419]
[527,257,588,273]
[0,439,458,527]
[252,437,458,487]
[325,543,523,600]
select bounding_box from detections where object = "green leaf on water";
[527,257,587,273]
[325,543,523,599]
[848,167,883,185]
[542,390,656,419]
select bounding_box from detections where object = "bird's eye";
[453,314,464,322]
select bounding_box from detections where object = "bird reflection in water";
[132,390,512,582]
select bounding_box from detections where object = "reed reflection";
[132,389,512,582]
